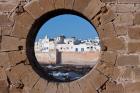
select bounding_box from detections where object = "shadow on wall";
[56,51,62,64]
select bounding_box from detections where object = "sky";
[35,14,99,41]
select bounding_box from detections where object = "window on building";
[75,48,78,52]
[30,9,101,82]
[81,48,84,52]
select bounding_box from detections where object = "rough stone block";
[88,70,108,89]
[135,4,140,12]
[22,87,31,93]
[119,67,133,82]
[118,0,140,4]
[0,80,9,93]
[0,52,10,69]
[39,0,55,12]
[103,82,124,93]
[111,67,121,80]
[14,12,34,28]
[78,78,97,93]
[65,0,74,9]
[0,28,1,36]
[100,51,117,65]
[57,83,64,93]
[83,0,103,19]
[115,26,128,36]
[0,68,7,81]
[45,82,57,93]
[20,66,40,89]
[1,36,19,51]
[92,14,101,27]
[93,71,108,89]
[55,0,65,9]
[0,80,7,87]
[101,0,117,3]
[0,0,19,4]
[69,81,82,93]
[117,55,139,66]
[116,4,135,13]
[104,4,117,13]
[6,63,28,84]
[1,26,12,36]
[0,3,17,12]
[128,27,140,39]
[11,22,29,39]
[18,39,26,50]
[24,0,44,19]
[23,58,30,65]
[57,83,69,93]
[85,72,97,90]
[1,37,25,51]
[9,88,22,93]
[31,78,48,93]
[96,62,115,77]
[100,10,116,25]
[125,82,140,93]
[62,83,70,93]
[0,35,1,46]
[134,12,140,25]
[8,51,26,66]
[97,22,116,39]
[0,14,13,26]
[133,67,140,82]
[73,0,91,12]
[128,42,140,53]
[114,13,134,26]
[102,37,125,51]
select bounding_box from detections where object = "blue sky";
[35,14,98,41]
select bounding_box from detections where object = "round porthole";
[26,9,101,82]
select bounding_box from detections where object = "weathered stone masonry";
[0,0,140,93]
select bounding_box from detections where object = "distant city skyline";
[38,35,99,41]
[35,14,99,41]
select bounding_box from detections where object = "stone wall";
[36,52,99,65]
[0,0,140,93]
[61,52,99,65]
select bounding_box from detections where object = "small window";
[87,47,90,49]
[75,48,78,52]
[81,48,84,51]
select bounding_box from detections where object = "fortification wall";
[61,52,99,65]
[36,52,99,65]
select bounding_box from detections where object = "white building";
[34,35,101,53]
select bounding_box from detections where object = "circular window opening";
[27,10,101,82]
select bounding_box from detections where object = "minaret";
[45,35,48,39]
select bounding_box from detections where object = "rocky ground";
[41,64,93,82]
